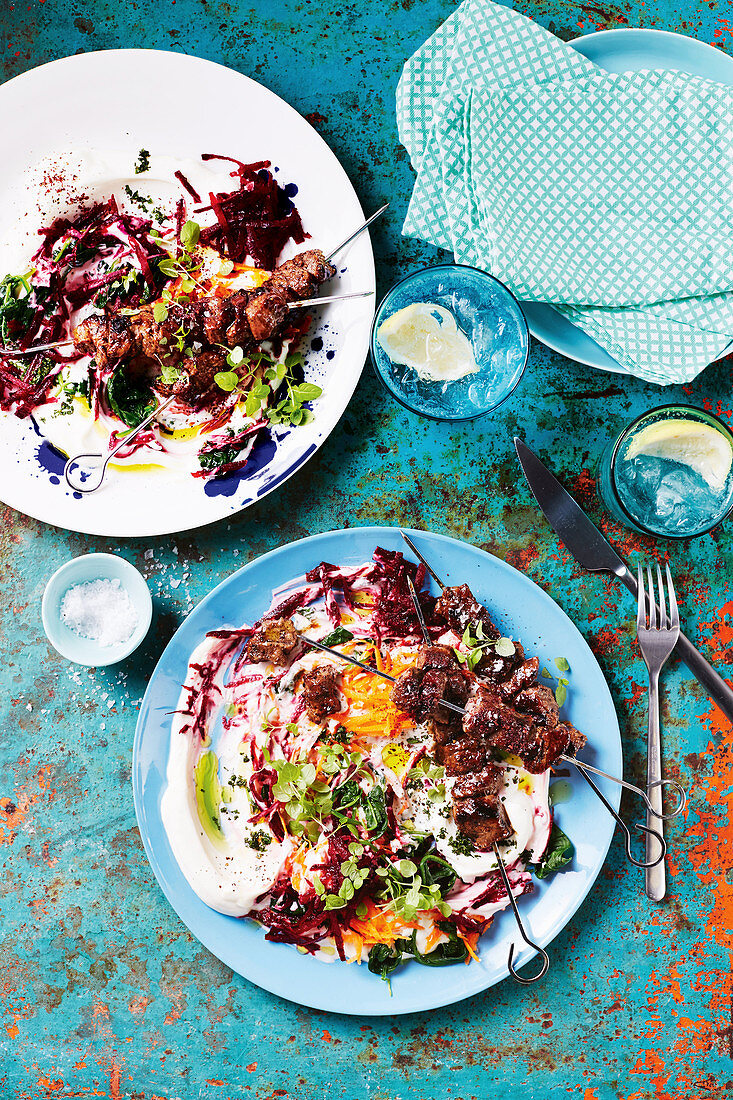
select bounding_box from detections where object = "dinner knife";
[514,437,733,726]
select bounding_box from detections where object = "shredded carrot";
[338,647,418,739]
[342,929,365,963]
[349,899,420,946]
[424,923,446,952]
[459,932,480,964]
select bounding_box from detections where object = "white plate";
[521,28,733,373]
[0,50,375,537]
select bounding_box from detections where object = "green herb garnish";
[320,626,354,647]
[134,148,151,174]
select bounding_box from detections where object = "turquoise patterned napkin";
[397,0,733,383]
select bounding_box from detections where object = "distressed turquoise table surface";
[1,2,733,1098]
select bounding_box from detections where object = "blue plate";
[132,527,621,1015]
[522,28,733,373]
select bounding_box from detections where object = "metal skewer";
[299,627,666,869]
[408,574,549,981]
[297,632,464,713]
[3,289,375,358]
[325,203,389,264]
[0,338,74,356]
[399,530,687,823]
[287,291,374,309]
[493,843,550,984]
[574,767,666,869]
[407,576,431,645]
[64,394,177,494]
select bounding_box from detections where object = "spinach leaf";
[418,851,456,896]
[198,442,243,472]
[0,273,35,345]
[321,626,354,647]
[367,943,403,981]
[107,368,155,429]
[363,784,388,838]
[532,823,574,880]
[409,926,467,967]
[335,778,361,811]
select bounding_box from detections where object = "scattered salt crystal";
[60,578,138,648]
[170,577,182,589]
[144,549,154,560]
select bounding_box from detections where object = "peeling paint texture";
[1,1,733,1098]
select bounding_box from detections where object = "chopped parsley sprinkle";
[248,830,272,852]
[134,148,151,174]
[447,832,475,857]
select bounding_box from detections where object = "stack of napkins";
[397,0,733,383]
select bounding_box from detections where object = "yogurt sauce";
[161,634,294,916]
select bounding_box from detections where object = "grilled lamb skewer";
[73,249,336,407]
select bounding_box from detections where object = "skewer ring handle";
[64,454,107,493]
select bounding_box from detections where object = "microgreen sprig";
[214,348,323,427]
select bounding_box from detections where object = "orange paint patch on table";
[629,696,733,1098]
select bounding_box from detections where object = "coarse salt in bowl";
[42,553,152,666]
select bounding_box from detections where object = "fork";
[636,562,681,902]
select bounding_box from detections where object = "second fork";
[636,562,681,902]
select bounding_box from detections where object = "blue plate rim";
[132,526,622,1015]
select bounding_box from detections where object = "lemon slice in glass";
[625,419,733,491]
[376,302,479,383]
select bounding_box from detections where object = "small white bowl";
[42,553,152,667]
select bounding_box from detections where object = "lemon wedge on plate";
[376,302,479,383]
[625,419,733,492]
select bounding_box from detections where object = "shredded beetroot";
[175,170,201,204]
[174,628,252,741]
[370,547,434,642]
[174,198,186,253]
[197,156,308,269]
[303,563,358,624]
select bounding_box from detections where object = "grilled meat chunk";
[514,684,559,729]
[499,657,540,701]
[392,666,448,723]
[301,664,341,722]
[453,794,512,850]
[245,289,288,342]
[462,683,569,774]
[434,584,500,640]
[392,645,470,726]
[268,250,335,298]
[246,617,298,664]
[157,349,229,406]
[474,638,525,681]
[556,722,587,756]
[452,765,503,801]
[74,314,136,368]
[436,735,492,776]
[418,646,471,703]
